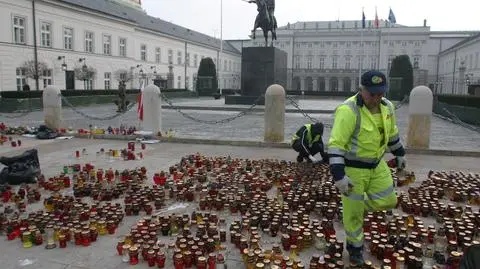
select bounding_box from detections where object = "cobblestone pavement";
[1,97,479,152]
[0,138,479,269]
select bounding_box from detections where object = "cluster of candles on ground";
[1,152,479,269]
[1,193,124,248]
[0,134,22,147]
[73,141,146,160]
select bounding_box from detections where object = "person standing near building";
[327,70,406,267]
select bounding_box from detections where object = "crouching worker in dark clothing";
[291,122,328,164]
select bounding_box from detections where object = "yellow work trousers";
[342,160,397,248]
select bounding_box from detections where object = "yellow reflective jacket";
[328,94,404,180]
[291,123,321,146]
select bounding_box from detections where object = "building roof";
[278,20,409,30]
[58,0,241,54]
[439,32,480,55]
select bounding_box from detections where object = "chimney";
[423,19,427,27]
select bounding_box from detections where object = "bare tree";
[113,69,134,83]
[21,60,49,79]
[74,65,97,90]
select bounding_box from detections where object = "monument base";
[224,95,265,105]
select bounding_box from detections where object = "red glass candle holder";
[81,231,90,247]
[147,250,156,267]
[59,234,67,248]
[116,240,124,255]
[129,247,139,265]
[156,251,166,268]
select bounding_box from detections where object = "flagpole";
[360,7,365,85]
[219,0,223,95]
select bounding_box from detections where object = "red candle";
[75,150,80,158]
[156,251,166,268]
[129,247,139,265]
[81,231,90,247]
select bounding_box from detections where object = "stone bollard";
[142,85,162,136]
[407,86,433,149]
[43,85,62,130]
[264,84,285,143]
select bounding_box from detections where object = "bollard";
[142,85,162,136]
[264,84,285,143]
[43,85,62,130]
[407,86,433,149]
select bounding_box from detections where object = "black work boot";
[296,155,304,163]
[347,244,365,267]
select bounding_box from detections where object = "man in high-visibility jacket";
[328,70,406,267]
[291,122,328,163]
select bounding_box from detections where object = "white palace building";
[1,0,479,95]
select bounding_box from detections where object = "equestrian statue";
[247,0,277,47]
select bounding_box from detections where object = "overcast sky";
[142,0,478,40]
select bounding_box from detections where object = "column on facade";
[325,77,330,91]
[300,77,306,91]
[338,77,344,92]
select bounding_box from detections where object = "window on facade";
[42,69,52,89]
[333,42,338,48]
[103,35,111,55]
[389,41,394,47]
[224,60,227,71]
[177,76,181,88]
[319,57,325,69]
[85,31,94,53]
[64,27,73,50]
[119,38,127,57]
[414,41,420,47]
[104,72,111,89]
[119,72,127,81]
[186,53,190,67]
[85,79,93,90]
[141,44,147,61]
[388,56,395,71]
[402,41,407,47]
[332,57,338,69]
[40,22,52,47]
[346,42,351,48]
[294,56,300,69]
[186,76,190,89]
[370,57,376,69]
[345,58,350,69]
[13,16,26,44]
[177,51,182,65]
[307,56,313,69]
[16,68,26,91]
[155,47,161,63]
[194,54,198,67]
[229,60,232,71]
[168,49,173,64]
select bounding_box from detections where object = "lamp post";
[57,56,67,71]
[78,57,88,89]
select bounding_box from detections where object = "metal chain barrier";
[61,95,136,121]
[0,98,34,119]
[286,95,332,127]
[287,95,410,129]
[160,93,263,125]
[439,107,480,134]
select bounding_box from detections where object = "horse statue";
[248,0,277,47]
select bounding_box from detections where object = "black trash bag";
[0,149,40,185]
[460,245,480,269]
[36,125,58,140]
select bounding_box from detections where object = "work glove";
[396,156,406,170]
[335,175,354,195]
[308,155,320,164]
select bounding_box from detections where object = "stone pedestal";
[407,86,433,149]
[225,47,287,105]
[264,84,285,142]
[142,85,162,135]
[43,86,62,130]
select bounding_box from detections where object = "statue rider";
[249,0,275,28]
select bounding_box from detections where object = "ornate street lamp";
[57,56,67,71]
